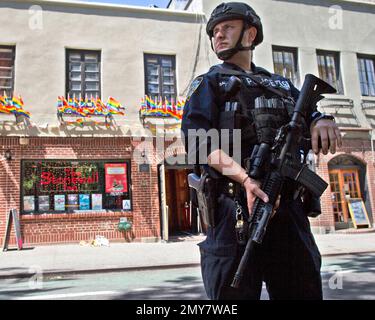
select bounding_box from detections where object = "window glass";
[66,50,101,98]
[144,54,176,101]
[21,160,132,214]
[272,47,299,87]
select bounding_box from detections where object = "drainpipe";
[371,130,375,164]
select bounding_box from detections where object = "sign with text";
[105,163,128,194]
[40,164,99,192]
[348,198,371,228]
[3,209,23,251]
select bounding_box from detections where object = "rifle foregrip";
[262,171,283,205]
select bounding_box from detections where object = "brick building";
[1,0,375,247]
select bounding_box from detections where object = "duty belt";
[218,176,300,202]
[217,177,241,198]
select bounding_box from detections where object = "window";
[0,46,15,96]
[21,160,132,214]
[357,55,375,96]
[316,50,344,94]
[66,50,101,99]
[272,46,299,87]
[144,54,176,102]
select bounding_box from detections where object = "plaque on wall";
[139,163,150,173]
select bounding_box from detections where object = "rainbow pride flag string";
[140,96,185,121]
[57,96,125,118]
[0,94,31,118]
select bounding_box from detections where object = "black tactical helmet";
[206,2,263,59]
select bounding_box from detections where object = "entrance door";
[165,168,192,236]
[329,169,361,224]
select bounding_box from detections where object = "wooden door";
[329,169,361,223]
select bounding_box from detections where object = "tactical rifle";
[231,74,336,288]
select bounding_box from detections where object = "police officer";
[181,2,342,300]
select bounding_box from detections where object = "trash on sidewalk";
[92,235,110,247]
[79,236,110,247]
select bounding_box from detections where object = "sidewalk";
[1,231,375,279]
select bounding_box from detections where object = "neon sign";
[40,167,99,192]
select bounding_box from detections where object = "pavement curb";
[2,249,375,280]
[0,263,201,280]
[321,250,375,257]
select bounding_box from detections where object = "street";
[0,253,374,300]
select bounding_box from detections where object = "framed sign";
[139,163,150,173]
[105,163,128,193]
[347,198,371,228]
[2,209,23,251]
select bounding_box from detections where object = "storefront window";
[21,160,131,214]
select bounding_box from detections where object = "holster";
[188,172,218,227]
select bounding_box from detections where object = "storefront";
[0,136,163,246]
[1,0,375,246]
[21,160,132,214]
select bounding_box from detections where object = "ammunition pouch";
[219,110,257,152]
[188,172,218,227]
[251,103,290,145]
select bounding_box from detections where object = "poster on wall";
[54,195,66,211]
[38,195,50,211]
[23,196,35,212]
[122,199,131,211]
[105,163,128,194]
[92,194,102,210]
[79,194,90,210]
[67,194,79,211]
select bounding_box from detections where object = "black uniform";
[181,61,323,300]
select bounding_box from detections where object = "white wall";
[0,0,206,136]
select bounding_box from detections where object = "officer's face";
[212,19,243,53]
[212,20,257,56]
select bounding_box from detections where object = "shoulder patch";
[186,77,203,101]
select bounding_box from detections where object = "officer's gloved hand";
[311,119,342,155]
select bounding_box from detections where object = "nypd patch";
[186,77,203,101]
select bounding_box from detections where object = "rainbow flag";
[0,94,31,118]
[76,118,84,127]
[12,96,24,109]
[107,96,122,108]
[0,95,6,107]
[106,96,124,115]
[57,96,125,121]
[140,96,184,120]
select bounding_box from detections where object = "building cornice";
[5,0,205,17]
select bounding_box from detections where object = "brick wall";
[2,135,373,243]
[0,136,161,246]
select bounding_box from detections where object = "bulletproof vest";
[214,67,295,158]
